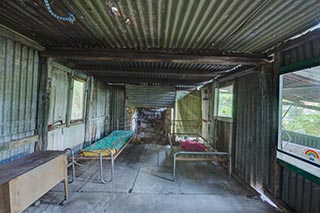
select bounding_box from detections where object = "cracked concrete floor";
[24,144,276,213]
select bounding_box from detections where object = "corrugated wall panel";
[0,36,39,163]
[281,36,320,67]
[110,86,125,130]
[48,66,69,124]
[47,124,85,151]
[234,68,274,190]
[279,33,320,213]
[281,167,320,213]
[126,85,175,108]
[89,81,110,141]
[175,90,201,134]
[216,120,232,153]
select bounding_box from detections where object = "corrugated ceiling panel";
[0,0,319,53]
[126,85,175,108]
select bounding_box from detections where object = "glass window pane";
[279,66,320,167]
[217,85,233,118]
[71,80,85,120]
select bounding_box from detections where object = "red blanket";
[180,140,207,152]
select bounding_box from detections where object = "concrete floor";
[25,144,275,213]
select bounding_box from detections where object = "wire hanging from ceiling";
[43,0,76,23]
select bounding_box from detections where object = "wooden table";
[0,151,68,213]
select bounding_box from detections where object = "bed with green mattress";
[82,130,134,157]
[68,130,135,183]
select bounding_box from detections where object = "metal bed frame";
[168,133,231,181]
[67,136,133,184]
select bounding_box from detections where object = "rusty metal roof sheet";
[0,0,319,53]
[1,0,319,86]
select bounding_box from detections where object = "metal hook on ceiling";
[43,0,76,23]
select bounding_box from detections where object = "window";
[71,79,85,121]
[278,66,320,178]
[215,85,233,118]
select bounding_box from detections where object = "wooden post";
[36,57,50,150]
[84,76,93,147]
[66,71,74,127]
[271,53,282,199]
[172,90,177,138]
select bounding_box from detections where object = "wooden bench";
[0,151,68,213]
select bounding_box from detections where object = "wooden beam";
[76,66,224,77]
[98,77,206,86]
[0,24,45,51]
[0,135,39,152]
[42,48,268,65]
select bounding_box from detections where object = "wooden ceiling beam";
[75,66,226,77]
[42,48,268,65]
[95,76,206,86]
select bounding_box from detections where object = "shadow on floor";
[25,144,276,213]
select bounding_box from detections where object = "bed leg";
[173,153,177,182]
[229,155,232,179]
[110,151,114,182]
[65,148,75,184]
[99,151,114,184]
[99,153,107,184]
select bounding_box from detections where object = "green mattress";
[82,130,134,157]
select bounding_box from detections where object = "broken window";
[71,79,85,121]
[278,65,320,178]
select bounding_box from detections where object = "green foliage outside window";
[217,85,233,118]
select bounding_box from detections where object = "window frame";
[70,77,86,124]
[214,83,234,122]
[277,65,320,179]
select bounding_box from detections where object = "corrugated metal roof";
[1,0,319,86]
[0,0,319,53]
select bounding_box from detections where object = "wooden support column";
[84,76,94,147]
[271,53,282,199]
[36,57,50,150]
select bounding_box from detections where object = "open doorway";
[127,107,172,145]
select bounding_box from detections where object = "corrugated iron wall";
[233,67,274,190]
[126,85,175,108]
[175,90,201,134]
[110,86,126,130]
[281,167,320,212]
[216,121,232,153]
[88,80,110,141]
[0,36,39,164]
[0,37,39,164]
[47,63,112,150]
[47,62,86,150]
[278,34,320,212]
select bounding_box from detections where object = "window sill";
[70,120,84,126]
[215,116,233,123]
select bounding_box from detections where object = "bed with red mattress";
[168,133,231,181]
